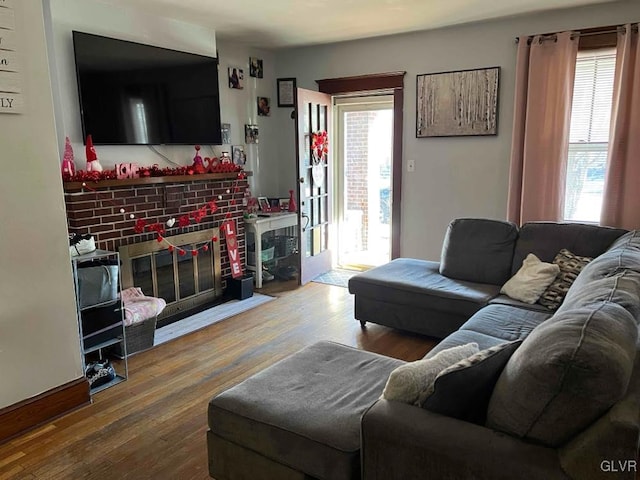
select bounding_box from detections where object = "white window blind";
[564,49,616,222]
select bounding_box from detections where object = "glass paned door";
[336,96,393,268]
[296,88,333,284]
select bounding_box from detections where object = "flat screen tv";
[72,31,222,145]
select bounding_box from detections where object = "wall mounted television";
[72,31,222,145]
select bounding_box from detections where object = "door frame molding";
[316,72,405,259]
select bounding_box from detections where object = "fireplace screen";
[119,229,221,319]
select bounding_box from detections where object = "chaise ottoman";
[207,341,404,480]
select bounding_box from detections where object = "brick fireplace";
[64,173,249,319]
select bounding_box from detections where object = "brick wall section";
[64,178,248,282]
[345,111,377,249]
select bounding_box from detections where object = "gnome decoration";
[85,135,103,172]
[192,145,206,174]
[61,136,76,178]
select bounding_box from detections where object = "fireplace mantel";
[63,171,252,192]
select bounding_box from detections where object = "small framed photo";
[245,124,259,144]
[221,123,231,144]
[257,96,271,116]
[249,57,263,78]
[279,198,290,210]
[257,196,270,211]
[232,145,246,165]
[277,77,296,107]
[228,67,244,89]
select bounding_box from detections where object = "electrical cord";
[147,145,182,167]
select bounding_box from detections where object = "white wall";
[48,0,278,197]
[48,0,217,169]
[0,0,82,409]
[215,39,278,197]
[274,0,640,261]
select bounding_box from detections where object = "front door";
[295,88,333,284]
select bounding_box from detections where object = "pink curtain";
[601,24,640,230]
[507,32,579,225]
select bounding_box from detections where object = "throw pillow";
[381,343,479,404]
[500,254,560,304]
[538,248,593,310]
[419,340,522,423]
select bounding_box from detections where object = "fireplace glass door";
[120,229,222,319]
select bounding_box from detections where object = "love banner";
[221,219,243,278]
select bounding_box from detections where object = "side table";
[244,213,298,288]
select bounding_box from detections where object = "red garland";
[80,171,246,259]
[134,219,147,234]
[63,163,243,183]
[178,215,190,228]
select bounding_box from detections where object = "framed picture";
[277,77,296,107]
[228,67,244,89]
[416,66,499,137]
[245,124,259,144]
[221,123,231,144]
[249,57,263,78]
[279,198,290,210]
[257,96,271,116]
[257,197,270,211]
[231,145,246,165]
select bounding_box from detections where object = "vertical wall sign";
[0,0,22,114]
[222,220,243,278]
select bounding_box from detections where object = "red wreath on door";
[311,131,328,164]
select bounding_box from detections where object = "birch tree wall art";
[416,67,499,137]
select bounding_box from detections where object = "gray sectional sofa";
[207,219,640,480]
[348,219,627,337]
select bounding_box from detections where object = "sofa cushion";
[538,249,592,310]
[421,340,522,423]
[489,294,553,313]
[558,230,640,319]
[426,330,508,357]
[511,222,626,276]
[208,341,403,480]
[486,301,639,447]
[440,218,518,285]
[606,230,640,274]
[459,304,553,343]
[425,305,552,358]
[349,259,501,318]
[558,230,640,304]
[500,254,559,304]
[382,343,479,404]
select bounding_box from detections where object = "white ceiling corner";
[94,0,621,48]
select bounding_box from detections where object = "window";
[564,49,616,222]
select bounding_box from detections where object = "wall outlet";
[407,159,415,172]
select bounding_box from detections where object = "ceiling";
[98,0,617,48]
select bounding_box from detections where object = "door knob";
[299,177,304,184]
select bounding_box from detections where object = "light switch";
[407,159,415,172]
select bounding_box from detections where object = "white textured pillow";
[501,253,560,304]
[382,343,479,404]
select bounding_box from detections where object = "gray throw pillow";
[382,343,479,405]
[538,249,592,310]
[420,340,522,423]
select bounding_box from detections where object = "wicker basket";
[115,316,157,356]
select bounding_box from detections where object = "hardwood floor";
[0,282,437,480]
